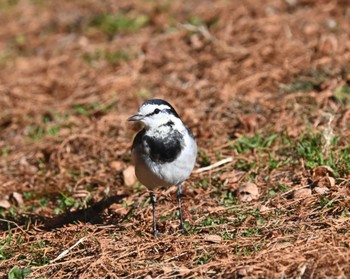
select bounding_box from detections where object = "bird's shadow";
[0,194,127,232]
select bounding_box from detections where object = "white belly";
[132,136,197,190]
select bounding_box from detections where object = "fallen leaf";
[328,176,336,187]
[164,185,177,195]
[259,205,270,213]
[177,266,190,276]
[10,192,24,206]
[0,199,11,209]
[204,234,222,243]
[317,176,335,188]
[339,186,350,196]
[274,242,293,249]
[236,267,253,277]
[110,161,125,172]
[237,268,247,277]
[335,217,350,224]
[220,170,246,183]
[312,166,334,180]
[315,176,335,188]
[162,265,173,274]
[237,183,259,202]
[319,35,338,55]
[293,188,312,199]
[238,113,260,133]
[190,34,204,49]
[58,128,71,137]
[266,230,283,238]
[123,165,137,186]
[313,187,329,195]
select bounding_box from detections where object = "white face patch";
[137,103,184,131]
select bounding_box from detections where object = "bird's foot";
[153,229,159,238]
[179,224,188,235]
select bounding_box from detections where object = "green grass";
[23,102,116,142]
[0,226,14,260]
[241,227,263,237]
[188,16,204,26]
[333,84,350,104]
[193,178,209,189]
[227,130,350,176]
[8,266,32,279]
[197,149,211,167]
[82,49,130,66]
[27,126,45,141]
[194,252,211,265]
[159,212,175,222]
[27,124,61,141]
[340,210,349,218]
[54,193,79,214]
[0,0,46,8]
[294,132,348,173]
[14,34,26,46]
[280,80,318,93]
[26,112,71,141]
[0,0,19,8]
[319,195,337,209]
[279,69,332,93]
[1,146,9,157]
[27,240,49,266]
[268,183,290,198]
[200,216,228,226]
[21,190,90,216]
[231,133,278,154]
[187,14,219,28]
[235,159,256,172]
[223,191,238,206]
[0,50,15,68]
[90,13,149,38]
[137,88,151,99]
[72,100,116,118]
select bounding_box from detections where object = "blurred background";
[1,0,350,191]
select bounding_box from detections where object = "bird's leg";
[149,191,159,237]
[177,183,186,233]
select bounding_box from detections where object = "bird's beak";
[128,114,144,121]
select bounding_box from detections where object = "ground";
[0,0,350,278]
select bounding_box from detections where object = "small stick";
[179,23,217,42]
[281,184,311,197]
[195,157,233,173]
[0,218,26,233]
[50,237,86,263]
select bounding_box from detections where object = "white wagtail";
[128,99,197,237]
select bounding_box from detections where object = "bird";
[128,99,197,237]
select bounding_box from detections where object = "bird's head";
[128,99,181,130]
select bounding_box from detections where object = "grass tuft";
[90,13,149,38]
[8,266,32,279]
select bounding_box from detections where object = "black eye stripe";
[144,107,180,118]
[145,108,161,117]
[141,99,181,118]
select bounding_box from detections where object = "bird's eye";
[154,108,160,114]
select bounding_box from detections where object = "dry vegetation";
[0,0,350,278]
